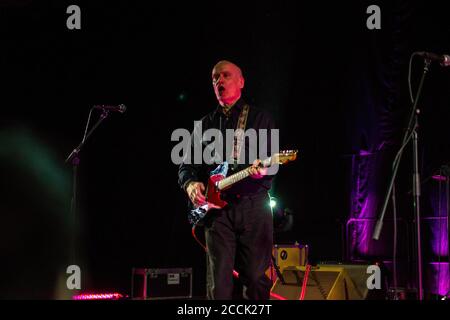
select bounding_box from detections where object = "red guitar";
[188,150,298,226]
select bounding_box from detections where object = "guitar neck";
[217,166,252,191]
[217,157,271,191]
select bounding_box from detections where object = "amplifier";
[267,243,309,282]
[131,268,193,300]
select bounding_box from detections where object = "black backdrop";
[1,0,449,299]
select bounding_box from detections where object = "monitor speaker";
[270,264,370,300]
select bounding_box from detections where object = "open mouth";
[218,85,225,94]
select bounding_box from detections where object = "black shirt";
[178,98,277,196]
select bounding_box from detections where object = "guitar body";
[206,174,228,209]
[188,162,229,226]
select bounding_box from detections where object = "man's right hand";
[186,181,206,207]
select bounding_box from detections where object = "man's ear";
[239,76,245,89]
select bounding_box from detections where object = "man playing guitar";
[178,60,281,300]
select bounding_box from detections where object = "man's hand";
[249,159,268,179]
[186,181,206,207]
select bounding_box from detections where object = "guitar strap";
[231,104,249,170]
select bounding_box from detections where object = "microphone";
[417,52,450,67]
[93,104,127,113]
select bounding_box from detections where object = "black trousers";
[204,192,273,300]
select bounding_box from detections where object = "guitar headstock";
[271,150,298,165]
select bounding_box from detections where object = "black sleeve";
[178,161,201,191]
[177,120,205,191]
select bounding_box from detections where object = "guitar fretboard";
[217,167,252,191]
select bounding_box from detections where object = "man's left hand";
[249,159,267,179]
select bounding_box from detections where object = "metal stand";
[65,109,110,265]
[411,119,424,301]
[373,59,430,300]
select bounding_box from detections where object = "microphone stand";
[372,58,430,300]
[65,109,110,266]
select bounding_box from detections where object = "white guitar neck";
[216,157,272,191]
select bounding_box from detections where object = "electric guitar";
[188,150,298,226]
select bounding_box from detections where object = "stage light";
[270,198,277,208]
[269,195,277,209]
[73,292,125,300]
[177,91,187,102]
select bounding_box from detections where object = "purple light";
[432,175,448,182]
[430,218,448,257]
[427,180,449,258]
[428,263,450,297]
[348,193,378,257]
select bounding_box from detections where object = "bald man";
[178,60,277,300]
[212,60,244,108]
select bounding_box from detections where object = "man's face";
[212,62,244,107]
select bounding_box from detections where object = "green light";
[269,199,277,208]
[177,92,187,102]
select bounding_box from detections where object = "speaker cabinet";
[270,264,369,300]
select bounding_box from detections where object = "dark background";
[0,0,449,298]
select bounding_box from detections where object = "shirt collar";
[214,98,245,117]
